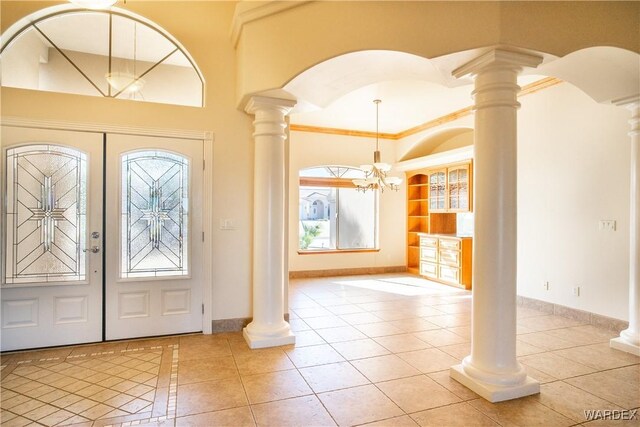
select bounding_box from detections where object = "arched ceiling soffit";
[284,49,556,113]
[400,128,474,162]
[284,45,639,125]
[238,1,638,102]
[536,47,640,104]
[284,49,550,133]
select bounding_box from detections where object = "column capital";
[614,95,640,138]
[244,95,296,115]
[453,48,543,79]
[612,94,640,109]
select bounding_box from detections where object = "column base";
[243,322,295,349]
[450,364,540,403]
[610,337,640,356]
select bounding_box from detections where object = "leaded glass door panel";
[105,134,203,340]
[1,126,103,351]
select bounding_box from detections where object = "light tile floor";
[1,274,638,426]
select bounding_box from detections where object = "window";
[121,150,189,278]
[299,166,377,252]
[0,8,204,107]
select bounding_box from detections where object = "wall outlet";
[573,286,580,297]
[543,281,550,291]
[599,220,616,231]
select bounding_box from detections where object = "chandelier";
[352,99,402,192]
[105,21,145,96]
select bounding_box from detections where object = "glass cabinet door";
[429,171,446,211]
[447,165,469,211]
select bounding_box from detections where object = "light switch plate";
[599,220,616,231]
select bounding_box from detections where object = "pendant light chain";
[375,99,380,152]
[351,99,403,193]
[133,22,137,77]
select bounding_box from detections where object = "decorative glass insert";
[121,151,189,278]
[4,144,87,284]
[429,171,446,210]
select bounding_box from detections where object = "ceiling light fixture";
[69,0,117,9]
[352,99,403,192]
[105,21,145,96]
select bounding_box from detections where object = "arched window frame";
[0,5,205,107]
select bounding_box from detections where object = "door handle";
[83,246,101,253]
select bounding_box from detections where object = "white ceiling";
[290,79,475,134]
[287,50,545,134]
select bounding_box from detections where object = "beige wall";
[235,1,639,103]
[2,1,256,322]
[517,82,630,320]
[288,131,406,272]
[397,81,631,321]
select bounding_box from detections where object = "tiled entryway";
[1,274,639,426]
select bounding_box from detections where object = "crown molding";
[230,1,313,48]
[288,124,396,140]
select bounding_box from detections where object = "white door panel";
[105,134,203,340]
[1,126,103,351]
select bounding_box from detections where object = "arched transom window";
[1,8,204,107]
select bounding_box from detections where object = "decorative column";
[611,97,640,356]
[244,95,296,349]
[449,49,542,402]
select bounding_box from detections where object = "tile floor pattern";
[0,274,638,426]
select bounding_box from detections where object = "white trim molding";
[1,117,213,142]
[230,1,312,48]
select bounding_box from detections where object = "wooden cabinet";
[418,234,472,289]
[406,164,471,275]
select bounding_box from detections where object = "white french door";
[1,127,204,351]
[1,127,104,352]
[104,134,203,340]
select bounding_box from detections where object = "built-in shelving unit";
[407,174,429,274]
[406,161,473,276]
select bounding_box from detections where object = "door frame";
[1,116,215,335]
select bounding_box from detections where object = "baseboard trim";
[289,265,407,279]
[212,313,290,333]
[517,295,628,332]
